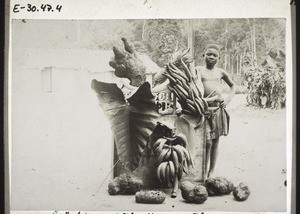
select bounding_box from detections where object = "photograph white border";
[5,0,295,213]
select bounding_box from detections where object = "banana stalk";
[164,49,210,128]
[171,177,178,198]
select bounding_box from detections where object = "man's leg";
[208,138,219,178]
[205,139,213,179]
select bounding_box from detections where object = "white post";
[188,19,195,58]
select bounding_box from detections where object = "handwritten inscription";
[13,4,62,13]
[49,212,204,214]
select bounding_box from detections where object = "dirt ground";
[11,94,287,212]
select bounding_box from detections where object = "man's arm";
[195,66,205,96]
[221,70,236,107]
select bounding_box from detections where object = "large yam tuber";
[233,182,250,201]
[108,180,121,195]
[180,180,208,204]
[205,177,234,196]
[108,173,143,195]
[180,180,195,199]
[135,190,166,204]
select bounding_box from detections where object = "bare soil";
[11,94,287,212]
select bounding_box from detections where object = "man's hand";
[216,96,229,108]
[220,70,236,108]
[220,98,226,108]
[109,38,147,87]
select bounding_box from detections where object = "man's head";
[203,44,220,68]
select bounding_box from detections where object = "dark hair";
[204,44,220,53]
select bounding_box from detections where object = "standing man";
[196,44,236,179]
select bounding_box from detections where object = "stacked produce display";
[106,122,251,204]
[92,38,251,205]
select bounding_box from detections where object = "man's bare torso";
[196,66,224,97]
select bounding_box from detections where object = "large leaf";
[91,80,159,171]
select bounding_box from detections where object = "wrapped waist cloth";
[205,102,230,140]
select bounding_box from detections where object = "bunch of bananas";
[153,133,192,198]
[163,49,209,128]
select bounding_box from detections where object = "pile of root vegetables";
[107,122,250,204]
[108,173,250,204]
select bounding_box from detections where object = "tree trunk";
[261,20,269,50]
[224,53,227,71]
[228,55,231,73]
[224,41,228,70]
[231,56,233,74]
[226,55,229,73]
[224,22,228,70]
[239,54,243,74]
[243,50,246,71]
[236,54,239,74]
[247,18,256,69]
[142,20,146,41]
[253,18,257,68]
[251,28,254,68]
[188,19,195,58]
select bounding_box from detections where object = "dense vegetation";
[87,18,286,108]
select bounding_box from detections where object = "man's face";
[204,48,219,66]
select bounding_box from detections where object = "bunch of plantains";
[152,133,192,198]
[163,49,209,128]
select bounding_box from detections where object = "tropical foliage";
[89,18,286,108]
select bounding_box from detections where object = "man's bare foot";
[208,171,215,178]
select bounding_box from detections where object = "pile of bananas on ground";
[163,49,209,127]
[152,133,193,198]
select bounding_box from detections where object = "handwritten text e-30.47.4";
[13,4,62,13]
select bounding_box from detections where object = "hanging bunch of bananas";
[153,133,192,198]
[163,49,209,128]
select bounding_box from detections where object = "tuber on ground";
[204,177,234,196]
[233,182,250,201]
[135,190,166,204]
[108,173,143,195]
[180,180,208,204]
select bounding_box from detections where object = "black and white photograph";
[6,1,295,213]
[9,17,289,213]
